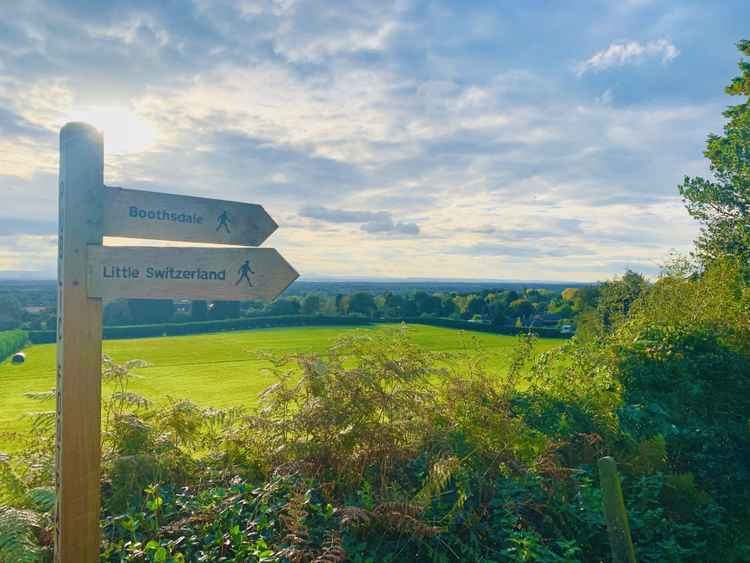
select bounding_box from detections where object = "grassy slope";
[0,324,560,451]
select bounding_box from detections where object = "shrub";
[0,330,28,363]
[7,294,750,561]
[28,315,372,344]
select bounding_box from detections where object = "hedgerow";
[27,315,372,344]
[0,330,27,363]
[27,315,570,345]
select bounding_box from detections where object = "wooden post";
[56,122,104,562]
[598,456,637,563]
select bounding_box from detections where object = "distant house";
[23,306,47,314]
[560,324,574,335]
[174,300,191,314]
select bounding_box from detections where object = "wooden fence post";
[56,122,104,562]
[598,456,637,563]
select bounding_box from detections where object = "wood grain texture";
[56,122,103,563]
[88,246,299,301]
[103,186,278,246]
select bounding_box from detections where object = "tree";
[210,301,241,320]
[127,299,174,324]
[486,294,508,325]
[191,301,209,321]
[302,294,322,315]
[546,299,573,318]
[508,299,534,321]
[561,287,578,301]
[576,270,648,339]
[439,295,458,317]
[464,296,488,319]
[103,300,133,325]
[267,298,301,316]
[383,292,404,317]
[679,40,750,265]
[346,292,377,318]
[413,291,441,316]
[335,294,347,315]
[597,270,648,328]
[0,295,24,330]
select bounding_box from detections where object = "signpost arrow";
[103,186,278,246]
[88,246,298,301]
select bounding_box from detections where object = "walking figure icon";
[236,259,254,287]
[216,211,231,233]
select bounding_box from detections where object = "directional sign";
[88,246,298,301]
[103,186,278,246]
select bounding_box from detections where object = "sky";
[1,0,748,282]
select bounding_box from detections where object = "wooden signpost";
[56,122,298,562]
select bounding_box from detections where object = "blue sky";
[1,0,748,281]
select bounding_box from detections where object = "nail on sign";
[88,246,299,301]
[103,186,278,246]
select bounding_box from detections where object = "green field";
[0,324,560,451]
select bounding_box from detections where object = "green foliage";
[0,453,54,561]
[104,300,134,326]
[0,296,24,331]
[7,257,750,561]
[252,326,442,485]
[0,330,27,364]
[575,270,649,340]
[301,293,322,315]
[0,507,42,563]
[679,39,750,266]
[346,292,377,318]
[128,299,175,325]
[209,300,241,320]
[27,315,372,344]
[266,297,301,316]
[190,300,208,322]
[27,315,571,346]
[391,317,569,338]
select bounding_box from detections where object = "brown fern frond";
[372,502,442,538]
[163,512,214,533]
[279,489,311,546]
[373,502,423,518]
[414,456,460,508]
[312,531,347,562]
[380,511,442,538]
[277,545,315,563]
[338,506,372,528]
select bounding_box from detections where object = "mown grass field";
[0,323,561,451]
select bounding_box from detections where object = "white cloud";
[86,14,169,47]
[576,38,680,76]
[0,1,725,282]
[299,206,420,236]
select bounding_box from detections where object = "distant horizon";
[0,271,594,286]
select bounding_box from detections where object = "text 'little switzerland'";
[102,265,227,280]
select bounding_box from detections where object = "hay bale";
[11,352,26,364]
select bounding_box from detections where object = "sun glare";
[66,106,157,154]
